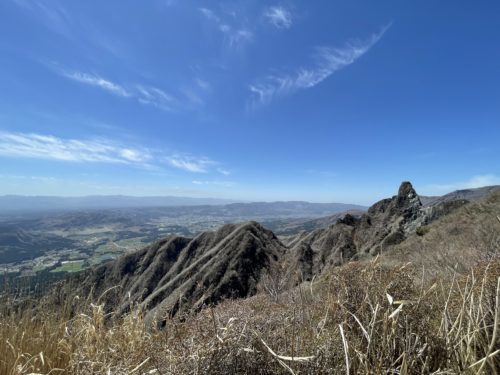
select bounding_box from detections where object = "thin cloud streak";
[199,7,253,47]
[249,24,391,107]
[61,71,131,97]
[166,155,216,173]
[217,168,231,176]
[12,0,72,37]
[135,85,179,111]
[56,67,203,112]
[227,29,253,47]
[12,0,126,60]
[0,131,150,165]
[264,6,293,29]
[199,7,219,22]
[0,131,226,174]
[192,180,234,187]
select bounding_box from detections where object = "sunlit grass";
[1,257,498,374]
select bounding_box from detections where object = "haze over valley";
[0,197,366,275]
[1,186,497,277]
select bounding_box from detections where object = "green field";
[50,260,85,273]
[89,237,145,266]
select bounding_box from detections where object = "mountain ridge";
[420,185,500,206]
[64,221,285,323]
[53,181,500,323]
[0,195,367,217]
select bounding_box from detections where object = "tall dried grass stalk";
[1,258,499,374]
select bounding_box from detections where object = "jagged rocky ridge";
[65,221,284,323]
[61,182,481,321]
[286,182,470,280]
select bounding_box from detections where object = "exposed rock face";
[358,181,424,253]
[422,199,469,222]
[68,221,285,323]
[287,181,469,281]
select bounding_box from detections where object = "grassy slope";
[1,259,498,374]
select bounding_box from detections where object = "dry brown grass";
[1,255,499,375]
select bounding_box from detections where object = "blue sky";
[0,0,499,205]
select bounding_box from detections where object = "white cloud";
[120,148,150,163]
[135,85,178,111]
[228,29,253,46]
[462,175,500,188]
[192,180,234,187]
[428,174,500,192]
[217,168,231,176]
[0,131,229,174]
[219,24,230,33]
[264,6,293,29]
[199,7,219,22]
[165,155,216,173]
[0,131,151,165]
[249,24,391,107]
[55,67,204,112]
[199,7,253,47]
[195,78,211,91]
[12,0,72,37]
[61,71,131,97]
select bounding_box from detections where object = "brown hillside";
[63,221,285,323]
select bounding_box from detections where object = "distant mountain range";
[0,195,242,212]
[0,195,367,216]
[420,185,500,206]
[2,185,498,214]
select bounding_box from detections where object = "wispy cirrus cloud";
[12,0,127,59]
[12,0,72,37]
[194,78,211,91]
[264,6,293,29]
[0,131,227,174]
[135,85,179,111]
[0,131,151,165]
[165,155,216,173]
[199,7,253,47]
[249,24,391,107]
[55,66,203,112]
[61,71,131,97]
[227,29,253,47]
[199,7,219,22]
[217,168,231,176]
[192,180,234,187]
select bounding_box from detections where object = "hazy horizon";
[1,1,499,205]
[1,182,499,209]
